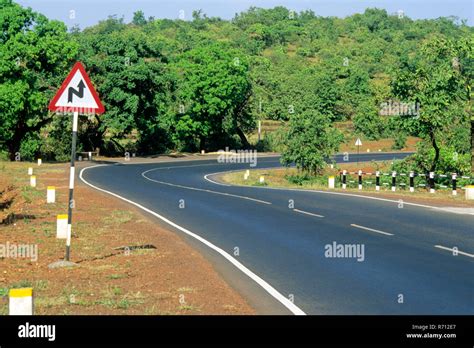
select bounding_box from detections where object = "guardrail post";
[391,171,396,191]
[375,171,380,191]
[358,170,362,190]
[452,173,457,196]
[342,170,347,189]
[409,171,414,192]
[429,172,435,193]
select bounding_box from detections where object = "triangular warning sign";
[49,62,104,114]
[355,138,362,146]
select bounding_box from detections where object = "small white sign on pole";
[355,138,362,146]
[47,186,56,203]
[56,215,68,239]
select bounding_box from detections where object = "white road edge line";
[79,165,305,315]
[203,171,474,216]
[350,224,394,236]
[434,245,474,258]
[293,209,324,218]
[142,168,271,205]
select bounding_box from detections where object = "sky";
[16,0,474,28]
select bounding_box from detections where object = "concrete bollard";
[466,186,474,200]
[328,176,335,189]
[57,215,68,239]
[28,167,33,176]
[30,175,36,188]
[47,186,56,203]
[259,176,265,184]
[9,288,33,315]
[37,158,42,166]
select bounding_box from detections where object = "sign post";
[48,62,104,262]
[355,138,362,166]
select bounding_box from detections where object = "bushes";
[392,132,407,150]
[391,143,471,176]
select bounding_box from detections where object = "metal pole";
[65,111,79,261]
[357,145,359,166]
[258,120,261,143]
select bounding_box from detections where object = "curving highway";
[79,153,474,315]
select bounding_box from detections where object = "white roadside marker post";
[28,167,33,175]
[9,288,33,315]
[429,172,435,193]
[465,185,474,200]
[328,176,335,189]
[259,176,265,183]
[30,175,36,188]
[391,171,397,192]
[409,171,415,192]
[451,173,457,196]
[56,214,68,239]
[358,170,362,190]
[37,158,42,166]
[47,186,56,203]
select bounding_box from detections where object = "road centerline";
[350,224,394,236]
[142,168,272,205]
[293,208,324,218]
[434,245,474,258]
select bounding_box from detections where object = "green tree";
[0,0,77,160]
[172,43,253,151]
[76,24,174,155]
[392,35,472,172]
[281,110,343,175]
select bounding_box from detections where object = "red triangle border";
[48,61,105,114]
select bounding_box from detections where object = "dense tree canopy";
[0,0,77,160]
[0,2,472,174]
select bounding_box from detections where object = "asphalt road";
[80,152,474,315]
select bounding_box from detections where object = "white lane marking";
[293,209,324,218]
[350,224,394,236]
[434,245,474,258]
[204,172,231,186]
[204,173,474,217]
[79,165,305,315]
[142,168,271,205]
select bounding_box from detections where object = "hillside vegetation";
[0,1,473,174]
